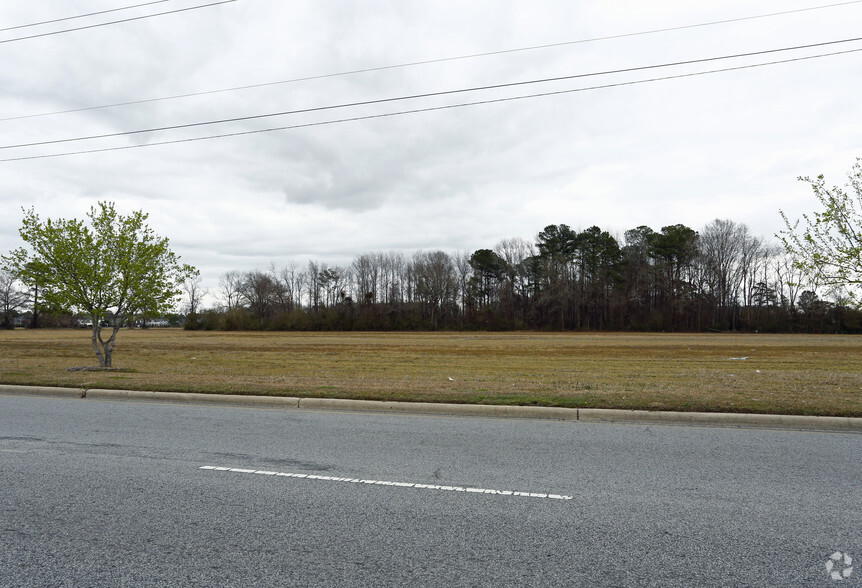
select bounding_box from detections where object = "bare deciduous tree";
[239,271,279,323]
[413,251,458,330]
[183,270,205,317]
[0,270,27,329]
[219,270,244,311]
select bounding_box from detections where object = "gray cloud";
[2,0,861,291]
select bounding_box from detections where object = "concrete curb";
[1,384,860,432]
[577,408,862,432]
[85,388,301,409]
[297,397,580,420]
[0,384,85,398]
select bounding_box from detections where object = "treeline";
[188,219,862,334]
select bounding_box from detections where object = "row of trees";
[0,220,862,332]
[181,217,860,333]
[2,217,859,335]
[3,160,861,345]
[189,159,862,333]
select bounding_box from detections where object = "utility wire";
[0,1,172,33]
[2,46,860,164]
[2,35,860,152]
[0,0,236,45]
[2,0,859,122]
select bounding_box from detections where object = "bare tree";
[219,270,244,311]
[183,270,205,316]
[307,261,322,310]
[0,270,27,329]
[412,251,458,329]
[379,252,406,305]
[699,220,743,305]
[265,263,292,314]
[774,252,809,309]
[352,253,379,305]
[277,262,302,312]
[495,237,536,304]
[699,219,760,328]
[318,265,349,307]
[453,251,473,314]
[239,271,279,323]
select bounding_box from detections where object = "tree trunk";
[30,285,39,329]
[91,324,108,367]
[91,322,119,367]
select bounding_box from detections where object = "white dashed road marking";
[199,465,573,500]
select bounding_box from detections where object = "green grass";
[0,328,860,416]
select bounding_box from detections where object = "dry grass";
[1,328,860,416]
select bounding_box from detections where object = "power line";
[2,46,860,164]
[0,1,236,45]
[2,0,859,122]
[0,1,172,33]
[2,35,861,152]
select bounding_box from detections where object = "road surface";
[1,394,859,586]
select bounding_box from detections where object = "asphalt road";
[1,395,859,587]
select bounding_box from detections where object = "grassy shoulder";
[1,328,860,417]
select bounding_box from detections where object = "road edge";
[1,384,859,432]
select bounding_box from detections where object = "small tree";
[1,202,196,367]
[780,158,862,305]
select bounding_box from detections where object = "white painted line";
[199,465,573,500]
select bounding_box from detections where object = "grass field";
[1,328,860,416]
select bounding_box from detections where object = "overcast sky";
[2,0,861,295]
